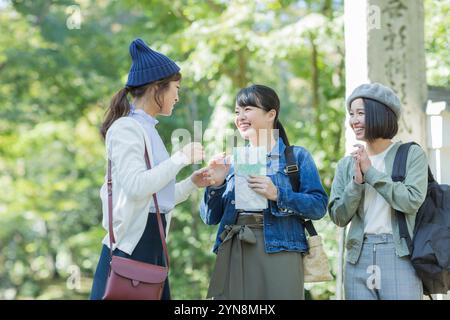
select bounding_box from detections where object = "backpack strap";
[284,145,300,191]
[391,142,417,253]
[284,146,318,237]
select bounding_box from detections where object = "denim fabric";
[200,138,328,254]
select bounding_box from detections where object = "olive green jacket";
[328,141,428,264]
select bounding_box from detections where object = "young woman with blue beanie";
[90,38,214,300]
[329,83,427,300]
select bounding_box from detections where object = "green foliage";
[0,0,447,300]
[424,0,450,87]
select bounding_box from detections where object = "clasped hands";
[351,144,372,184]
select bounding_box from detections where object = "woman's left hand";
[247,175,278,201]
[191,167,216,188]
[353,144,372,174]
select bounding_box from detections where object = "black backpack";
[392,142,450,295]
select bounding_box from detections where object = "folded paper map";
[233,146,268,210]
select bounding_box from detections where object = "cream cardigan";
[99,117,197,254]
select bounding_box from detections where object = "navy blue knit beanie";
[126,38,180,87]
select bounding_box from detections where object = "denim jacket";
[200,138,329,254]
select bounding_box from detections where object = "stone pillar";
[344,0,428,151]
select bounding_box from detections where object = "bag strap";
[107,144,170,270]
[393,142,436,183]
[107,159,115,258]
[284,145,318,237]
[391,141,430,254]
[143,144,170,269]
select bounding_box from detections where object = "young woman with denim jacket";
[200,84,328,300]
[90,38,214,300]
[329,83,428,300]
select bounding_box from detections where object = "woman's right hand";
[207,153,231,187]
[353,156,364,184]
[180,142,205,164]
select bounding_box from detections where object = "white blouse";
[363,143,395,235]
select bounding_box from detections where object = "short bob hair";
[362,98,399,141]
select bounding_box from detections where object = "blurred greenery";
[0,0,448,300]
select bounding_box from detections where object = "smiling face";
[234,105,276,140]
[158,80,180,116]
[349,98,366,141]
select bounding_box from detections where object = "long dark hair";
[100,72,182,139]
[235,84,290,146]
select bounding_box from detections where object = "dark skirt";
[207,214,305,300]
[90,212,170,300]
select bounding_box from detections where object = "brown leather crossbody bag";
[103,145,169,300]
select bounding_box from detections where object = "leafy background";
[0,0,448,299]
